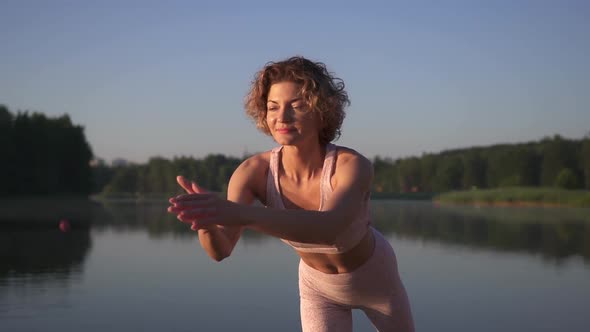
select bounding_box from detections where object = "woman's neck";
[280,144,327,182]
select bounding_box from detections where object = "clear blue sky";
[1,0,589,164]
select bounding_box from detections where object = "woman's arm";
[172,155,266,261]
[172,177,243,262]
[196,159,261,261]
[172,151,373,245]
[196,225,240,262]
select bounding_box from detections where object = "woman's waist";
[297,228,375,274]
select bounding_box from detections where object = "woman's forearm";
[197,227,235,262]
[235,204,353,244]
[173,192,360,245]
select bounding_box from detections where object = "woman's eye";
[267,107,278,111]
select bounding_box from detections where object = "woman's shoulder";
[333,145,372,169]
[330,145,374,190]
[229,150,273,199]
[233,150,272,179]
[227,151,273,203]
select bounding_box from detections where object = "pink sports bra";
[266,143,371,254]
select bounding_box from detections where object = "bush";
[555,168,580,189]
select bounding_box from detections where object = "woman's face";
[266,81,322,146]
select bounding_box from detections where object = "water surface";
[1,200,589,331]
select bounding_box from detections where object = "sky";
[1,0,589,164]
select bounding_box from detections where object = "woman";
[168,56,414,331]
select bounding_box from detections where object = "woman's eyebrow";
[267,98,302,104]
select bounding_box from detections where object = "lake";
[1,200,589,331]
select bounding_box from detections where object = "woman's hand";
[168,175,215,231]
[168,176,240,229]
[168,175,242,261]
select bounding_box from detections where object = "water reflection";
[371,200,590,265]
[94,199,187,235]
[95,199,590,264]
[2,198,589,284]
[0,198,97,288]
[95,199,269,243]
[0,229,91,296]
[2,199,590,331]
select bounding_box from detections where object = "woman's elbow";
[201,242,234,262]
[208,250,231,262]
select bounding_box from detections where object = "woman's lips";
[276,128,295,134]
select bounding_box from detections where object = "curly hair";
[244,56,350,145]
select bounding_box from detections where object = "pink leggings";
[298,227,415,332]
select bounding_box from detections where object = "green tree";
[142,157,176,193]
[103,166,139,194]
[582,136,590,190]
[540,135,579,187]
[398,157,421,192]
[419,154,437,192]
[372,156,400,193]
[0,105,16,195]
[555,168,580,189]
[0,107,93,196]
[433,156,463,192]
[461,151,487,189]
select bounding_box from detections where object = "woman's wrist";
[227,201,254,227]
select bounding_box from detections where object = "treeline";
[98,155,242,196]
[0,105,93,196]
[3,105,588,196]
[101,134,590,196]
[373,134,590,193]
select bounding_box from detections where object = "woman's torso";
[253,144,375,274]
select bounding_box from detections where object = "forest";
[372,133,590,193]
[2,105,589,197]
[0,105,93,196]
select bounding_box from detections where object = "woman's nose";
[277,107,294,122]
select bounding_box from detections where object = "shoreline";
[0,197,100,226]
[435,200,570,208]
[434,187,590,208]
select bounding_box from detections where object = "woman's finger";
[191,181,207,194]
[176,176,195,194]
[169,200,213,214]
[171,193,215,202]
[167,205,184,214]
[177,212,216,227]
[172,196,216,208]
[179,207,217,219]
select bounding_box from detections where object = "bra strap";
[319,144,337,210]
[266,146,284,208]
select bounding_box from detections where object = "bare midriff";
[297,229,375,274]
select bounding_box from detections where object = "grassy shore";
[435,187,590,208]
[91,187,590,208]
[370,192,435,200]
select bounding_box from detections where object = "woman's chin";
[272,135,297,145]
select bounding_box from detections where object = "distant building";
[89,158,106,167]
[111,158,129,167]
